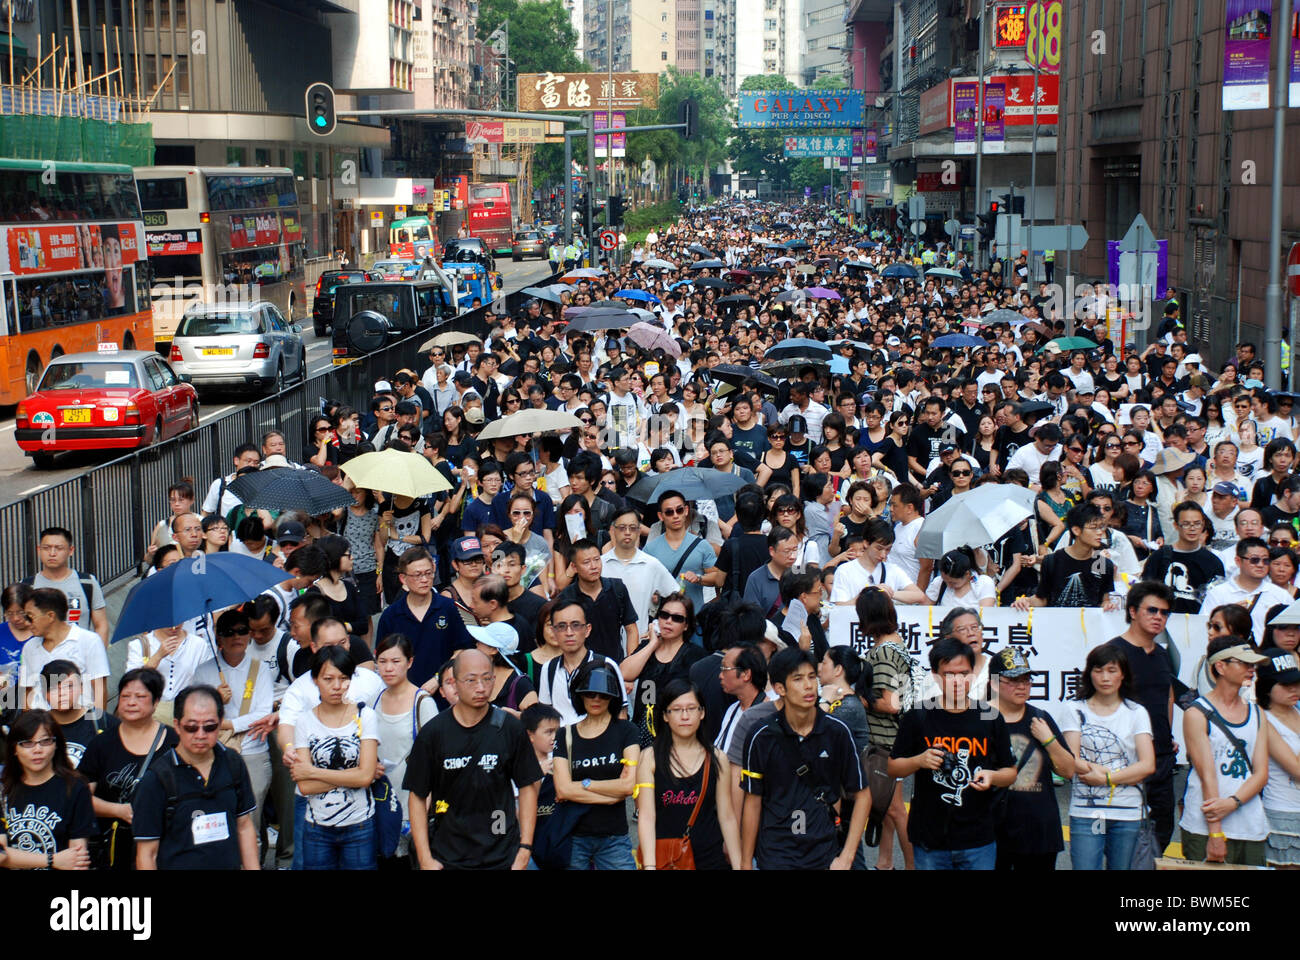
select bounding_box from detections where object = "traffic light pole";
[564,122,686,245]
[973,0,989,271]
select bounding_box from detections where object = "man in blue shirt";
[376,548,473,687]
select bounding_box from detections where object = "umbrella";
[983,309,1026,326]
[830,355,850,375]
[690,259,725,270]
[768,337,832,360]
[773,289,807,303]
[615,289,660,303]
[687,243,713,257]
[476,408,584,440]
[726,269,752,281]
[926,267,965,280]
[564,305,631,317]
[1041,336,1099,352]
[694,277,733,289]
[770,256,796,266]
[420,330,482,351]
[227,467,356,515]
[626,321,681,358]
[520,285,565,304]
[760,356,831,378]
[717,294,757,307]
[806,287,841,300]
[1017,321,1053,338]
[914,484,1038,559]
[565,311,637,332]
[844,260,877,272]
[785,239,811,250]
[1018,400,1056,418]
[560,268,605,281]
[856,241,879,249]
[627,307,658,321]
[625,466,750,504]
[828,339,873,353]
[795,264,818,275]
[641,258,677,271]
[930,333,990,349]
[708,363,780,393]
[341,448,454,497]
[773,222,794,231]
[1267,599,1300,625]
[881,263,920,279]
[112,553,290,642]
[750,266,779,276]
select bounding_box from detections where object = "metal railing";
[0,276,557,591]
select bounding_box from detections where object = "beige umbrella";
[476,408,584,440]
[340,448,453,497]
[420,330,482,352]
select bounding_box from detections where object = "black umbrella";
[1018,400,1056,418]
[750,265,779,276]
[565,311,637,332]
[694,276,734,289]
[687,244,713,257]
[761,356,831,378]
[773,222,794,231]
[717,294,757,307]
[227,467,356,515]
[708,363,780,393]
[690,259,725,270]
[785,239,811,251]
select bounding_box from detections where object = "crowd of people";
[3,198,1300,872]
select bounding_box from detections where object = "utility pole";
[607,0,615,223]
[973,0,988,271]
[1265,0,1294,390]
[1027,57,1040,284]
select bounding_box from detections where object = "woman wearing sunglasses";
[0,709,94,870]
[1089,434,1125,492]
[621,593,706,748]
[755,423,800,498]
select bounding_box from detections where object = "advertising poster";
[738,89,864,128]
[1222,0,1272,110]
[953,82,978,154]
[983,81,1006,152]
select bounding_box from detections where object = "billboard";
[1222,0,1272,109]
[517,72,659,111]
[595,112,626,158]
[738,89,864,128]
[783,134,854,158]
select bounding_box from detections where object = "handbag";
[861,743,896,847]
[651,750,711,870]
[1130,787,1159,870]
[532,724,584,870]
[90,724,167,869]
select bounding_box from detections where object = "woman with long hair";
[874,411,911,482]
[550,494,599,594]
[0,582,34,697]
[442,405,468,463]
[305,413,340,467]
[635,679,741,870]
[1181,465,1209,510]
[755,422,800,498]
[1204,396,1231,450]
[620,593,706,747]
[925,550,997,607]
[1059,644,1156,870]
[0,709,94,870]
[820,412,852,477]
[1251,438,1298,513]
[80,668,176,870]
[1257,647,1300,868]
[1089,433,1124,492]
[970,414,1000,476]
[769,493,820,571]
[1034,461,1071,548]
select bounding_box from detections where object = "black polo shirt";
[131,745,256,870]
[1108,636,1177,757]
[556,578,637,660]
[740,708,864,870]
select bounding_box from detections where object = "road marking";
[0,422,14,433]
[200,404,235,423]
[18,482,50,495]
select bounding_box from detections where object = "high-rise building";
[799,0,850,84]
[585,0,674,73]
[734,0,797,87]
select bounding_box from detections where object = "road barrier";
[0,277,557,590]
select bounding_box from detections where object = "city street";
[0,256,555,506]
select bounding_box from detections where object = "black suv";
[442,237,496,273]
[311,269,377,336]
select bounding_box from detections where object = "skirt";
[1265,808,1300,866]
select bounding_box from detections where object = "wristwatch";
[582,777,592,789]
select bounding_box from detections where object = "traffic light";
[997,193,1025,215]
[977,201,998,245]
[607,195,626,227]
[895,201,909,229]
[678,99,697,139]
[305,82,336,137]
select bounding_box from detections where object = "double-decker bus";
[134,166,306,351]
[467,182,514,255]
[0,159,153,402]
[389,215,439,260]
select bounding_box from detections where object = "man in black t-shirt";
[907,396,949,482]
[404,649,542,870]
[703,490,771,597]
[1141,502,1226,612]
[993,402,1033,465]
[889,638,1016,870]
[1014,504,1118,610]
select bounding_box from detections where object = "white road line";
[0,422,15,433]
[18,483,50,495]
[200,404,236,423]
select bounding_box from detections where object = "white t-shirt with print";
[1057,699,1152,821]
[294,705,379,828]
[19,627,110,709]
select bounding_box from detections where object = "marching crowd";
[3,198,1300,872]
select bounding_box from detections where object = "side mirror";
[290,324,302,335]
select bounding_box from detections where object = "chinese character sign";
[782,134,854,157]
[983,81,1006,153]
[517,72,659,111]
[738,89,865,128]
[953,81,979,154]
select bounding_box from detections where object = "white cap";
[1184,353,1203,366]
[374,379,393,392]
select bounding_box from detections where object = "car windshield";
[177,312,265,336]
[39,361,139,391]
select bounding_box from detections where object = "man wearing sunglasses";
[1202,537,1294,642]
[134,684,260,870]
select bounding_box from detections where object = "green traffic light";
[314,115,327,127]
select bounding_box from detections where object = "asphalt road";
[0,256,556,506]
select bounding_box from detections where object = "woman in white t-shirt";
[290,645,379,870]
[1058,643,1155,870]
[1259,649,1300,867]
[925,549,996,608]
[371,634,438,864]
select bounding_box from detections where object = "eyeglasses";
[665,704,702,716]
[16,737,57,749]
[658,611,688,624]
[613,523,639,532]
[510,509,534,518]
[218,626,251,638]
[430,352,445,358]
[1139,605,1171,618]
[514,469,535,479]
[1104,443,1121,450]
[379,406,393,412]
[404,569,436,579]
[553,620,587,634]
[180,722,221,734]
[1123,440,1141,447]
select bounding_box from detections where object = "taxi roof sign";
[97,342,119,353]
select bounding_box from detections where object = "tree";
[624,68,730,195]
[730,74,801,186]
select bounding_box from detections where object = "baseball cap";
[274,520,306,545]
[1258,648,1300,686]
[989,646,1033,678]
[1184,353,1203,366]
[467,621,519,657]
[374,379,393,392]
[939,441,958,454]
[1207,643,1268,667]
[452,536,485,562]
[261,454,291,470]
[762,621,788,652]
[463,407,485,425]
[1212,481,1244,499]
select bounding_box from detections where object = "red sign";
[229,213,281,249]
[146,230,204,256]
[916,171,962,192]
[919,81,951,136]
[4,223,143,276]
[929,75,1059,130]
[465,120,505,144]
[995,5,1028,46]
[1288,242,1300,297]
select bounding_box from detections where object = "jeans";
[292,793,307,871]
[1069,816,1141,870]
[568,833,637,870]
[1148,751,1176,851]
[300,818,377,871]
[913,841,997,870]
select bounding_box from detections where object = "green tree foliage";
[624,68,730,178]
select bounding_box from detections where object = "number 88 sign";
[1025,0,1062,75]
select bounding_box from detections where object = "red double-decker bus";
[466,182,514,255]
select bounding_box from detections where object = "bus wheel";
[24,353,43,396]
[123,332,135,351]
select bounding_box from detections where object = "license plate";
[202,347,235,356]
[62,408,92,424]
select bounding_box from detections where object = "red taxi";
[16,349,199,468]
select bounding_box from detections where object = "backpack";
[21,570,97,612]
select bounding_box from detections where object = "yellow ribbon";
[632,781,653,799]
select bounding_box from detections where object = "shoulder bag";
[91,724,168,869]
[652,750,711,870]
[218,657,261,754]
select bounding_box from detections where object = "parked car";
[312,269,377,336]
[330,280,450,363]
[511,229,546,261]
[16,349,199,469]
[168,301,306,396]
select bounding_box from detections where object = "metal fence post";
[79,471,97,577]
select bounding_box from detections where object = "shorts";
[1265,808,1300,867]
[1179,829,1266,866]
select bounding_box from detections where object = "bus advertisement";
[467,182,514,255]
[135,167,307,350]
[389,215,439,260]
[0,160,153,402]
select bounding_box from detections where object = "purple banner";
[984,82,1006,153]
[1291,9,1300,106]
[953,82,978,154]
[852,129,863,164]
[1223,0,1272,110]
[865,127,878,164]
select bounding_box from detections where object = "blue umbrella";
[112,553,290,642]
[830,355,850,374]
[767,337,833,361]
[931,333,989,349]
[881,263,920,279]
[615,289,660,303]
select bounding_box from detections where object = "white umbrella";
[1268,599,1300,626]
[475,408,584,440]
[915,484,1038,559]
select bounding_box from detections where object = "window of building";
[704,27,713,38]
[293,150,308,178]
[661,50,667,59]
[764,39,776,50]
[253,148,270,166]
[661,31,668,41]
[764,18,777,30]
[158,0,170,28]
[175,0,187,29]
[226,146,246,166]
